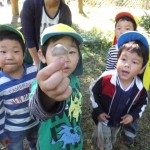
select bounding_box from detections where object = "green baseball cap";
[0,24,25,44]
[41,23,83,45]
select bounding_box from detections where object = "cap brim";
[42,32,83,45]
[118,31,149,50]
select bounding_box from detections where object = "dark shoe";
[124,135,134,147]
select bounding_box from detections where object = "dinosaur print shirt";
[29,75,83,150]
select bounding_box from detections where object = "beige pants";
[102,123,120,150]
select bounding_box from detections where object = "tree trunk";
[78,0,85,15]
[11,0,19,16]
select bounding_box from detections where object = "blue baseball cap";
[118,31,149,51]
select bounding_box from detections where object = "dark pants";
[123,120,137,138]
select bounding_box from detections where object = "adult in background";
[21,0,72,67]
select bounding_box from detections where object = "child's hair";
[0,30,25,53]
[118,41,149,67]
[41,34,80,57]
[115,16,137,30]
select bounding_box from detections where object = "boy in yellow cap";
[29,23,84,149]
[105,12,138,146]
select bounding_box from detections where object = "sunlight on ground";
[69,2,150,33]
[0,0,23,25]
[0,0,150,40]
[0,5,12,24]
[69,2,150,42]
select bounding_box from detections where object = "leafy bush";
[139,12,150,36]
[72,23,111,64]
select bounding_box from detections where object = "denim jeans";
[6,125,39,150]
[123,120,137,138]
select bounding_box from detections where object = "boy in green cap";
[0,25,39,150]
[29,23,84,149]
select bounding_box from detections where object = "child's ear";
[139,65,146,74]
[38,49,46,63]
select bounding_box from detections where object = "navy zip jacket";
[21,0,72,50]
[90,70,148,127]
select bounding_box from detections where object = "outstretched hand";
[37,58,72,101]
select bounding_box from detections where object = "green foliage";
[72,22,111,74]
[72,20,150,150]
[139,12,150,36]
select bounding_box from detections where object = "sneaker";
[120,131,134,146]
[123,135,134,147]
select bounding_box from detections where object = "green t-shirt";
[38,75,83,150]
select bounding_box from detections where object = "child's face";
[0,39,24,75]
[39,36,79,77]
[115,20,134,40]
[117,47,144,83]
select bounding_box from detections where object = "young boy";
[105,11,138,71]
[0,25,39,150]
[105,11,139,146]
[90,31,149,150]
[29,23,84,149]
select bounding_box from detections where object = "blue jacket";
[21,0,72,50]
[90,70,148,127]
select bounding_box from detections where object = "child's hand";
[0,137,11,148]
[120,114,133,125]
[37,58,72,101]
[98,113,110,122]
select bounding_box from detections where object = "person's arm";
[29,58,72,121]
[128,88,148,121]
[21,0,40,67]
[0,98,7,141]
[28,47,40,67]
[89,75,105,124]
[105,45,118,71]
[29,84,66,121]
[21,0,36,48]
[59,3,72,26]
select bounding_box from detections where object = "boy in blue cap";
[0,25,39,150]
[90,31,149,150]
[29,23,84,149]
